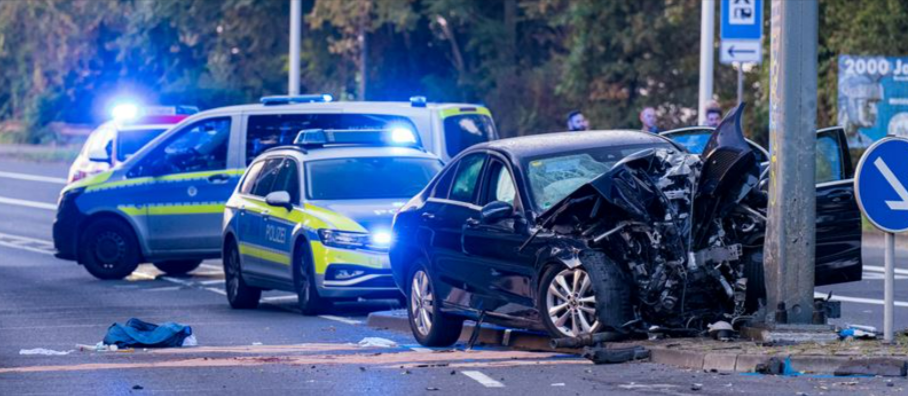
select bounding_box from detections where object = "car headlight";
[318,229,391,251]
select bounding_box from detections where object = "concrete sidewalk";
[367,309,908,376]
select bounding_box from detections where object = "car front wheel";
[540,265,601,338]
[81,218,140,280]
[407,261,463,347]
[223,240,260,309]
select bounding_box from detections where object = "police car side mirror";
[87,147,111,164]
[265,191,293,211]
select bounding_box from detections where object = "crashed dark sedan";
[389,105,862,346]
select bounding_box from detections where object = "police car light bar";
[260,94,334,106]
[409,96,427,108]
[293,128,420,147]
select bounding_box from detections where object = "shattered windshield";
[524,144,670,211]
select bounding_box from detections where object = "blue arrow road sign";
[720,0,763,65]
[855,137,908,233]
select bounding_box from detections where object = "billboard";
[838,55,908,148]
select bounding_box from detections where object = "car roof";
[196,101,486,118]
[255,145,440,163]
[473,130,673,159]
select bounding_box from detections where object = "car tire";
[295,242,328,316]
[80,218,141,280]
[153,260,202,275]
[743,248,765,312]
[223,240,260,309]
[407,260,463,347]
[539,251,632,338]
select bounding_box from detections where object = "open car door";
[814,126,862,285]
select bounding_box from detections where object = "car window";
[271,158,301,204]
[246,113,418,164]
[665,131,711,154]
[306,157,442,200]
[251,158,284,197]
[484,160,516,206]
[134,117,231,177]
[449,153,486,203]
[816,133,845,183]
[240,160,266,195]
[116,128,167,162]
[443,113,496,158]
[431,166,457,199]
[525,143,671,211]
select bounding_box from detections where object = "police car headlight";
[370,231,392,246]
[318,229,391,251]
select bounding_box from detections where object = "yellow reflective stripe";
[303,203,365,232]
[118,205,145,216]
[309,240,384,275]
[239,243,291,266]
[439,106,492,119]
[64,171,114,193]
[84,169,245,193]
[148,203,225,215]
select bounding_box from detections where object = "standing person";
[704,100,722,128]
[566,110,590,131]
[639,107,659,133]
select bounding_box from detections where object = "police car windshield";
[306,157,442,200]
[117,128,167,161]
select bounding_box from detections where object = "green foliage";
[0,0,906,144]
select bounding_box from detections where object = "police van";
[53,95,497,280]
[222,128,441,313]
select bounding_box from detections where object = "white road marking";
[261,295,298,302]
[0,232,55,255]
[204,287,227,296]
[861,272,908,280]
[129,271,157,281]
[0,196,56,210]
[0,240,53,255]
[461,371,505,388]
[198,279,226,285]
[0,232,52,245]
[160,276,196,287]
[318,315,362,326]
[409,347,433,353]
[815,292,908,308]
[864,265,908,276]
[199,263,222,271]
[142,286,184,292]
[0,170,67,184]
[191,270,225,276]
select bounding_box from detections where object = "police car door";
[141,117,239,254]
[258,158,301,281]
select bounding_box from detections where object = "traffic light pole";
[698,0,716,125]
[289,0,301,95]
[763,0,818,325]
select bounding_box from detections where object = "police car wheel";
[81,218,140,280]
[224,240,260,309]
[407,261,463,347]
[295,248,326,316]
[153,260,202,275]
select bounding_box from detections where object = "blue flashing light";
[370,230,392,246]
[390,128,417,144]
[409,96,427,108]
[111,103,139,120]
[260,94,334,106]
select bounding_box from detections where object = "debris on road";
[357,337,398,348]
[19,348,74,356]
[707,321,736,342]
[839,324,878,340]
[582,345,649,364]
[103,318,193,348]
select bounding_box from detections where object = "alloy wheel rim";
[227,247,240,298]
[546,267,599,337]
[411,270,434,336]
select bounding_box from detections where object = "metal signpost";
[855,137,908,342]
[720,0,763,104]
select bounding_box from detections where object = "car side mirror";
[480,201,515,224]
[87,147,111,164]
[265,191,293,211]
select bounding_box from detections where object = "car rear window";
[306,157,442,200]
[443,113,496,158]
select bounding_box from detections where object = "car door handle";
[828,190,853,203]
[465,218,480,227]
[421,212,436,221]
[238,205,246,216]
[208,173,231,184]
[262,209,271,220]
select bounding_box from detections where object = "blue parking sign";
[855,138,908,233]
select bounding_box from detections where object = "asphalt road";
[0,157,905,395]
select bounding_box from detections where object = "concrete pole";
[764,0,818,324]
[737,65,744,105]
[289,0,301,95]
[885,232,895,342]
[698,0,716,125]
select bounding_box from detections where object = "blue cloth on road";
[103,318,192,348]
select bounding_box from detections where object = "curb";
[366,309,908,376]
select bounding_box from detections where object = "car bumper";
[311,241,400,299]
[52,192,84,261]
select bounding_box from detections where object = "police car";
[221,128,442,313]
[53,95,491,280]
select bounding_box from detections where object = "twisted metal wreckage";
[536,103,786,339]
